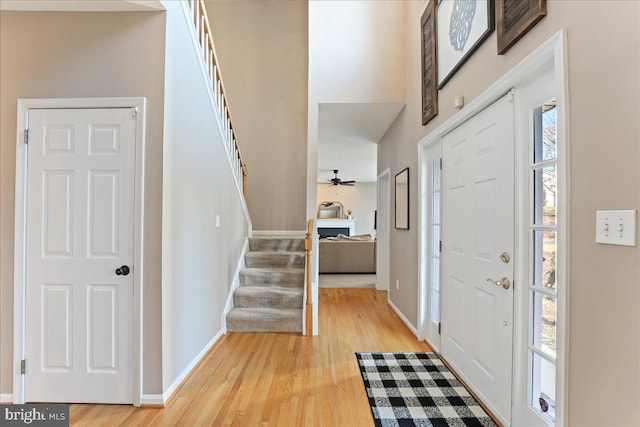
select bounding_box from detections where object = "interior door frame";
[13,97,147,406]
[376,168,391,292]
[417,31,569,425]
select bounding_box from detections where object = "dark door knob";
[115,265,130,276]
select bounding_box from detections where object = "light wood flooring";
[70,288,432,426]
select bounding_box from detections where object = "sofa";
[319,235,376,273]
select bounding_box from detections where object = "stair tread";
[241,267,305,274]
[234,286,303,295]
[228,307,301,319]
[246,251,305,256]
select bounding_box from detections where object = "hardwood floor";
[70,288,432,426]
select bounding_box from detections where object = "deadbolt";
[499,252,510,264]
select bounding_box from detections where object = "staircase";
[226,237,306,333]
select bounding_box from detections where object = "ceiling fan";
[327,169,356,187]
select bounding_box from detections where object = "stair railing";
[186,0,247,196]
[305,219,314,336]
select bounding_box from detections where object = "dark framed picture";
[437,0,495,88]
[421,0,438,125]
[395,168,409,230]
[497,0,547,55]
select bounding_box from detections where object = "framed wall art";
[497,0,547,55]
[395,168,409,230]
[437,0,495,88]
[421,0,438,125]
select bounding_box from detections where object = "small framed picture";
[395,168,409,230]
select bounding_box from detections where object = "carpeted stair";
[226,237,305,333]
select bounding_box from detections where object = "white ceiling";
[317,103,404,183]
[0,0,164,12]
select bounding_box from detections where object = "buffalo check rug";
[356,352,497,427]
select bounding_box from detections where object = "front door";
[441,93,514,424]
[24,108,136,403]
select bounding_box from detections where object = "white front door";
[441,93,514,424]
[24,108,136,403]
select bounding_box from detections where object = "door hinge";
[23,129,29,144]
[439,240,442,252]
[439,158,442,169]
[438,323,441,335]
[20,360,26,375]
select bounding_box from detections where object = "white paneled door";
[441,94,514,424]
[25,108,135,403]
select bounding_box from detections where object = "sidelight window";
[529,100,558,424]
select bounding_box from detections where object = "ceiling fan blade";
[341,180,356,184]
[341,182,355,186]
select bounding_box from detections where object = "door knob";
[115,265,130,276]
[487,277,510,289]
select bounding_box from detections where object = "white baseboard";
[222,238,249,332]
[162,329,224,404]
[252,230,306,238]
[0,393,13,403]
[140,394,164,406]
[387,297,418,337]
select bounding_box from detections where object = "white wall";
[307,0,407,221]
[161,1,249,392]
[317,183,377,236]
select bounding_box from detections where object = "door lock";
[487,277,510,289]
[499,252,510,263]
[115,265,130,276]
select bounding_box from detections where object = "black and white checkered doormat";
[356,352,497,427]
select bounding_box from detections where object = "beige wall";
[0,11,166,395]
[206,0,308,231]
[378,1,640,425]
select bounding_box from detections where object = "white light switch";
[215,215,221,228]
[595,210,636,246]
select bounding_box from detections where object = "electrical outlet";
[595,210,636,246]
[396,279,400,290]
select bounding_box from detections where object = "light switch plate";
[595,210,636,246]
[215,215,221,228]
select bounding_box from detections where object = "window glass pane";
[533,165,557,226]
[432,192,440,224]
[532,230,556,291]
[431,258,440,291]
[432,160,441,191]
[432,225,440,256]
[531,352,556,423]
[533,101,557,163]
[532,291,557,357]
[430,290,440,323]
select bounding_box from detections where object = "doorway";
[14,98,146,405]
[418,32,569,427]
